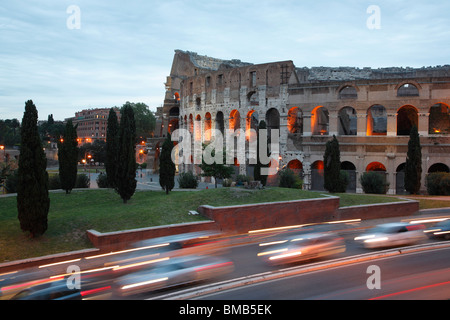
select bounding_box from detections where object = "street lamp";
[0,145,5,162]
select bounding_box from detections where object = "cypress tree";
[116,105,137,203]
[58,119,78,194]
[106,108,119,188]
[17,100,50,238]
[159,133,175,194]
[324,135,341,193]
[405,125,422,194]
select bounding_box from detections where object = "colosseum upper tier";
[149,49,450,194]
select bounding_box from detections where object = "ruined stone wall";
[287,67,450,194]
[155,50,450,194]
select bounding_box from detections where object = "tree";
[17,100,50,238]
[0,118,21,147]
[159,133,176,194]
[122,101,156,140]
[106,108,119,188]
[324,135,343,193]
[404,125,422,194]
[199,142,234,189]
[58,119,78,194]
[116,105,137,203]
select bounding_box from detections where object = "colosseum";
[148,49,450,194]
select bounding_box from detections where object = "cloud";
[1,1,449,121]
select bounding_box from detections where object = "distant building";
[66,108,121,145]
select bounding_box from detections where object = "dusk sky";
[1,0,449,122]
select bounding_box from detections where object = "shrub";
[427,172,450,195]
[440,174,450,195]
[4,170,18,193]
[222,178,232,187]
[279,168,297,188]
[48,174,62,190]
[293,176,303,189]
[235,174,251,185]
[75,174,90,189]
[360,171,389,194]
[96,173,109,188]
[426,172,446,195]
[177,171,198,189]
[336,170,349,193]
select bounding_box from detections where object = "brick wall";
[198,197,341,233]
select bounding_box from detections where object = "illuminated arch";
[311,106,329,135]
[287,107,302,134]
[229,109,241,131]
[367,105,387,136]
[246,110,258,140]
[287,159,303,175]
[195,114,202,141]
[429,103,450,134]
[366,162,386,172]
[204,112,212,141]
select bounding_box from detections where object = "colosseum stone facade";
[149,50,450,194]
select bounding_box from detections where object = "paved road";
[194,245,450,300]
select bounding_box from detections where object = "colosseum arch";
[204,112,212,141]
[229,109,241,131]
[366,162,386,172]
[397,105,418,136]
[168,107,180,134]
[311,160,325,191]
[367,105,387,136]
[246,110,259,140]
[338,85,358,100]
[215,111,224,135]
[429,103,450,134]
[341,161,356,192]
[287,159,303,175]
[195,114,202,141]
[287,106,302,134]
[338,106,357,136]
[397,83,420,97]
[188,114,194,134]
[395,163,407,195]
[428,163,450,173]
[266,108,280,145]
[311,106,329,135]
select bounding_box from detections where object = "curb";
[149,241,450,300]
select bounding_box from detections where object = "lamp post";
[0,145,5,162]
[86,154,92,182]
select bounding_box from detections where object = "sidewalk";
[132,169,219,191]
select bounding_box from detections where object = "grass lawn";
[0,187,445,263]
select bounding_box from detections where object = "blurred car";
[114,254,234,297]
[257,232,346,265]
[130,231,230,257]
[354,222,426,249]
[9,279,112,300]
[103,231,230,276]
[424,219,450,240]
